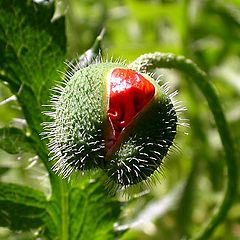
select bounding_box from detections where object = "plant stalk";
[129,52,238,240]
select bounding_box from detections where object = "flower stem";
[60,179,69,240]
[129,52,238,240]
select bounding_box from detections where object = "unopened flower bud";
[43,62,178,190]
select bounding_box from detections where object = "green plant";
[0,1,239,240]
[0,1,121,239]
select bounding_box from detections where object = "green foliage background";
[0,0,239,239]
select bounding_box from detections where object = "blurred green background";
[0,0,240,239]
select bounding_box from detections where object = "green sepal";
[46,63,126,176]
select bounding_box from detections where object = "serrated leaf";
[0,183,56,235]
[48,175,122,240]
[0,0,66,148]
[0,127,34,154]
[67,175,121,240]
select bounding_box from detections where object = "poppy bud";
[43,62,178,190]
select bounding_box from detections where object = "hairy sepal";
[44,63,125,177]
[104,79,177,190]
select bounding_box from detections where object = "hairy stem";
[129,52,238,240]
[34,141,70,239]
[60,179,69,240]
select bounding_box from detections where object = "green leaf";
[0,2,122,239]
[0,0,66,154]
[0,183,53,232]
[0,127,34,154]
[50,175,122,240]
[68,176,121,240]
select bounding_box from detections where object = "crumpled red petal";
[106,68,155,150]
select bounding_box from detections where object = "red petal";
[106,68,155,150]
